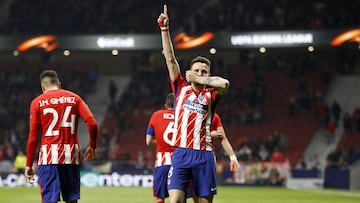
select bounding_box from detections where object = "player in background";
[210,113,239,173]
[146,94,239,203]
[146,93,176,203]
[25,70,98,203]
[158,4,233,203]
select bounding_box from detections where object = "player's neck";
[192,83,205,92]
[43,86,59,92]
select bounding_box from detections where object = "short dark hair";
[165,93,174,108]
[40,70,59,84]
[190,56,211,67]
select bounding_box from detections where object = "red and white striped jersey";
[171,74,220,151]
[146,109,176,167]
[211,113,223,152]
[38,143,80,165]
[27,89,96,166]
[211,113,223,132]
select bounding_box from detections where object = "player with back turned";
[158,4,234,203]
[25,70,98,203]
[146,93,176,203]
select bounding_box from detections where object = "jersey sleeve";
[211,113,223,131]
[26,99,41,167]
[78,97,98,149]
[171,72,187,95]
[146,113,157,137]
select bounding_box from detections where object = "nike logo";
[210,187,217,192]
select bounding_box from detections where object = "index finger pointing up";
[164,4,167,15]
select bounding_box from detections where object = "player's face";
[191,62,210,77]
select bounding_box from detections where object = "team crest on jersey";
[198,95,207,105]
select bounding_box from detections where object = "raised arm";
[158,4,180,81]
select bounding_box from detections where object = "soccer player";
[146,93,176,203]
[158,5,232,203]
[210,113,240,173]
[24,70,98,203]
[146,94,239,203]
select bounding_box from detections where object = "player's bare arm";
[186,71,230,95]
[146,134,156,146]
[216,126,239,173]
[210,130,224,140]
[158,4,180,81]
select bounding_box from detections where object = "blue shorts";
[38,165,80,203]
[167,147,217,197]
[153,165,171,199]
[153,165,194,199]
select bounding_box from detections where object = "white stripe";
[64,144,71,164]
[41,145,47,165]
[193,113,202,150]
[180,109,190,148]
[156,152,162,167]
[176,86,191,148]
[51,144,58,164]
[164,152,172,165]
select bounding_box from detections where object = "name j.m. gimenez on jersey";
[39,96,76,107]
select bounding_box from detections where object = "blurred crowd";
[0,0,359,35]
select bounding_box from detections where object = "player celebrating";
[146,94,239,203]
[25,70,98,203]
[158,4,232,203]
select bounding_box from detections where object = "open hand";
[185,70,198,83]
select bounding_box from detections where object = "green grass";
[0,186,359,203]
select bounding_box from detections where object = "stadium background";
[0,0,359,191]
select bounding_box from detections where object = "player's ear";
[58,82,61,89]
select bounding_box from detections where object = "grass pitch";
[0,186,359,203]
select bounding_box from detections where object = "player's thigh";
[153,165,171,198]
[192,151,217,197]
[58,165,80,201]
[168,148,193,191]
[38,165,61,203]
